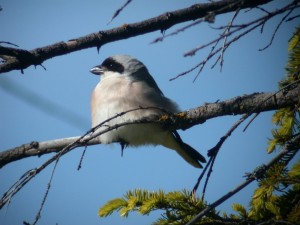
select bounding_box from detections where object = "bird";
[90,54,206,168]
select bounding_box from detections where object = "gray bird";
[90,54,206,168]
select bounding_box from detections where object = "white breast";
[90,75,178,146]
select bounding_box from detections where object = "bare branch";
[259,5,296,51]
[286,14,300,22]
[169,62,200,81]
[255,6,271,14]
[151,19,204,44]
[194,111,259,197]
[184,1,298,57]
[107,0,133,25]
[214,9,240,71]
[200,114,250,199]
[1,85,299,168]
[0,0,273,74]
[77,146,87,170]
[0,41,19,47]
[243,112,260,132]
[33,156,57,225]
[175,0,299,81]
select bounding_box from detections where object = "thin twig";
[201,155,217,201]
[0,41,19,47]
[192,20,261,82]
[259,6,296,51]
[178,20,263,82]
[151,0,240,44]
[286,14,300,22]
[171,1,299,81]
[219,9,240,71]
[243,113,260,132]
[151,19,203,44]
[33,156,59,225]
[192,114,250,197]
[196,9,240,79]
[169,61,202,81]
[107,0,133,25]
[241,79,300,133]
[77,146,87,171]
[255,6,271,15]
[185,1,298,57]
[192,157,213,196]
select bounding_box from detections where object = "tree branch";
[0,0,272,74]
[1,86,299,168]
[171,84,300,130]
[170,0,299,81]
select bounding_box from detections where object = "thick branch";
[169,85,300,130]
[0,0,272,74]
[1,86,299,168]
[0,138,100,168]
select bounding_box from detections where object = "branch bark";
[0,0,272,74]
[1,85,299,168]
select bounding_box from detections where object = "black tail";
[172,131,206,168]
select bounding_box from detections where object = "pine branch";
[98,189,207,221]
[0,0,272,74]
[1,86,299,168]
[186,133,300,225]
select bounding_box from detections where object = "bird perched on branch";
[90,54,206,168]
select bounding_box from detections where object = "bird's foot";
[119,139,129,157]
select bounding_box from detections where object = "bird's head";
[90,54,147,80]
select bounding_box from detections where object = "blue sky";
[0,1,299,225]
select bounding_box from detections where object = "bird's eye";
[101,58,124,74]
[108,63,115,69]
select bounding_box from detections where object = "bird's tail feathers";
[164,131,206,168]
[177,141,206,168]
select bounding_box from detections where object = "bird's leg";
[119,139,129,157]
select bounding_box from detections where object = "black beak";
[90,66,103,75]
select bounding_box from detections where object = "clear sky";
[0,1,299,225]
